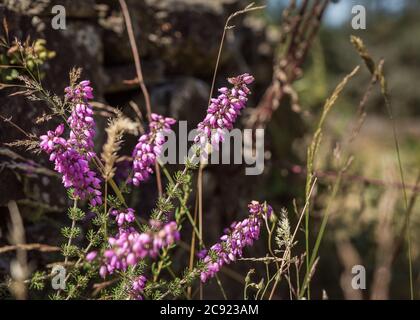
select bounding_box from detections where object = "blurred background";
[1,0,420,299]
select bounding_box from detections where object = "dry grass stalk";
[7,200,29,300]
[370,185,398,300]
[335,235,363,300]
[101,114,138,181]
[118,0,164,196]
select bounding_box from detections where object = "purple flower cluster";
[195,73,254,146]
[65,80,94,101]
[40,123,66,154]
[39,80,102,206]
[86,250,98,262]
[66,80,96,155]
[67,104,95,155]
[132,113,176,186]
[248,200,273,218]
[110,208,135,227]
[199,201,271,283]
[99,220,180,277]
[130,275,147,300]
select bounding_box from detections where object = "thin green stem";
[382,77,413,300]
[103,182,108,239]
[300,173,342,298]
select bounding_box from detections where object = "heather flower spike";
[65,80,94,101]
[110,208,136,227]
[130,275,147,300]
[37,71,273,298]
[132,113,176,186]
[39,80,102,206]
[100,219,180,277]
[86,251,98,262]
[248,200,273,218]
[199,201,271,283]
[195,73,254,147]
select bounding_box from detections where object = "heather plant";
[40,75,280,300]
[1,32,287,298]
[1,23,316,296]
[1,1,417,302]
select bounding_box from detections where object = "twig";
[288,164,420,192]
[0,113,31,138]
[208,2,266,105]
[119,0,163,197]
[370,186,397,299]
[247,0,329,128]
[197,165,204,300]
[7,200,29,300]
[0,243,60,254]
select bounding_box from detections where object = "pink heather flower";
[199,200,270,283]
[55,148,102,205]
[39,80,102,206]
[110,208,136,227]
[196,249,208,259]
[65,80,94,101]
[65,80,96,156]
[195,73,254,147]
[39,125,102,206]
[67,103,96,156]
[131,113,176,186]
[86,251,98,262]
[130,275,147,300]
[99,265,107,278]
[100,221,180,277]
[248,200,273,218]
[40,124,66,154]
